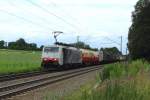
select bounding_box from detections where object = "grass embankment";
[63,60,150,100]
[0,49,41,74]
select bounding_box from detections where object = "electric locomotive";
[41,45,82,68]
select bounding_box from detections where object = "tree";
[8,38,38,50]
[16,38,27,50]
[40,45,44,50]
[0,40,5,48]
[100,47,121,60]
[27,43,37,50]
[71,42,98,51]
[74,42,90,49]
[8,42,17,49]
[128,0,150,60]
[101,47,121,55]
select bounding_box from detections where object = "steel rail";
[0,70,51,82]
[0,65,102,99]
[0,61,119,82]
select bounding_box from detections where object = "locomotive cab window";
[44,47,59,52]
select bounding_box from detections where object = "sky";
[0,0,138,54]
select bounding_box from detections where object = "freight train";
[41,43,119,69]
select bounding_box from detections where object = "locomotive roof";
[54,42,99,52]
[44,45,78,50]
[44,45,100,53]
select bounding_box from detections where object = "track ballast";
[0,65,102,99]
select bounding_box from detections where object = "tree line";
[0,38,121,58]
[55,42,98,51]
[0,38,43,51]
[55,42,121,57]
[70,41,98,51]
[128,0,150,61]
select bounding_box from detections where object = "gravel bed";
[0,72,59,88]
[8,69,101,100]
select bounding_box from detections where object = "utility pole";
[77,36,80,49]
[104,36,123,54]
[126,47,128,60]
[77,36,79,43]
[120,36,122,55]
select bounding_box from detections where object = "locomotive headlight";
[44,58,47,61]
[54,58,57,61]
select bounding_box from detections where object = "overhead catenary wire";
[25,0,81,32]
[80,35,124,50]
[48,0,89,33]
[6,1,69,32]
[76,35,118,45]
[48,0,83,26]
[104,36,120,45]
[0,9,55,31]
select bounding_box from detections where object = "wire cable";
[49,1,80,24]
[25,0,81,31]
[0,9,55,31]
[6,1,68,31]
[104,36,120,45]
[48,0,88,33]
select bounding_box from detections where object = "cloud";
[0,0,138,53]
[45,0,137,6]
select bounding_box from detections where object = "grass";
[96,74,150,100]
[61,60,150,100]
[100,60,150,81]
[0,49,41,74]
[64,74,150,100]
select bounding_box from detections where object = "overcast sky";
[0,0,138,53]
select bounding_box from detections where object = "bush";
[100,60,150,81]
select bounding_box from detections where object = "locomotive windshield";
[44,47,59,52]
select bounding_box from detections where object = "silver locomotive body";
[41,45,82,68]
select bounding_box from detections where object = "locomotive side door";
[59,47,63,65]
[62,48,68,64]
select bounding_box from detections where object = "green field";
[0,49,41,74]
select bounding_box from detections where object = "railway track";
[0,61,120,82]
[0,71,51,82]
[0,65,102,99]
